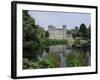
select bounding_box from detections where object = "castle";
[48,25,73,40]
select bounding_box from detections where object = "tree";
[23,10,36,49]
[78,23,88,37]
[23,10,46,60]
[66,30,72,34]
[87,25,91,39]
[75,26,78,30]
[45,31,49,38]
[72,27,79,39]
[23,10,36,41]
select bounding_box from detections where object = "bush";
[23,58,39,69]
[65,50,85,67]
[74,39,80,45]
[39,53,60,68]
[67,59,80,67]
[23,52,61,69]
[39,59,54,68]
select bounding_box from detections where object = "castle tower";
[62,25,67,39]
[48,25,56,39]
[48,25,56,31]
[63,25,67,29]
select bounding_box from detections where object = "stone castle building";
[48,25,73,40]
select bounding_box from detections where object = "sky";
[28,10,91,31]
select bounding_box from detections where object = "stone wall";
[48,26,72,40]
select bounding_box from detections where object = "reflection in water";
[60,53,66,67]
[49,45,67,53]
[23,45,91,69]
[49,45,67,67]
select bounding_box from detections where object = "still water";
[23,45,91,68]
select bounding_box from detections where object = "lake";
[23,44,91,69]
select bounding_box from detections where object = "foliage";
[66,30,72,34]
[39,59,54,68]
[74,39,80,45]
[23,10,46,58]
[45,31,49,38]
[87,25,91,39]
[23,58,39,69]
[23,52,60,69]
[65,49,87,67]
[72,23,90,39]
[39,53,60,68]
[46,39,68,45]
[78,23,88,37]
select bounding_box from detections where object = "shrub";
[65,50,85,67]
[23,58,39,69]
[74,39,80,45]
[39,53,60,68]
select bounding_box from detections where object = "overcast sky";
[28,10,91,31]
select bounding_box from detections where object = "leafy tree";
[23,10,36,49]
[23,10,46,60]
[87,25,91,39]
[66,30,72,34]
[45,31,49,38]
[72,28,79,39]
[78,23,88,37]
[75,26,78,30]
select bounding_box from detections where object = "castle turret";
[48,25,55,30]
[62,25,67,39]
[63,25,67,29]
